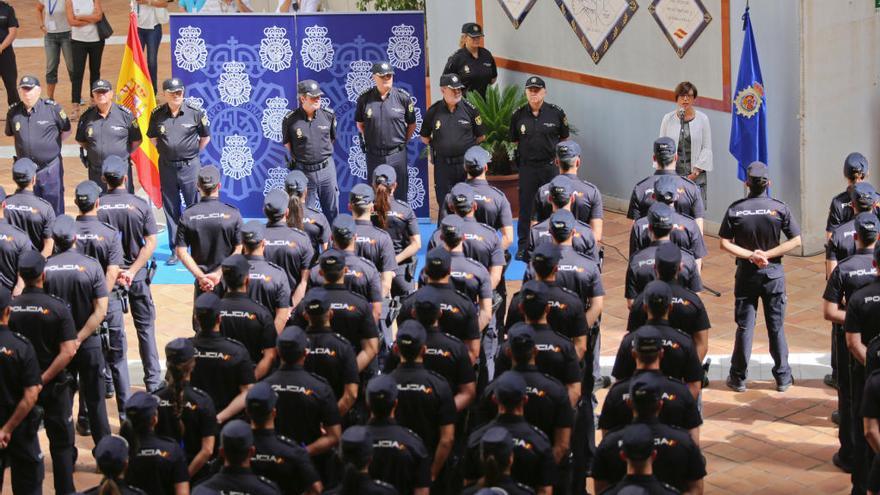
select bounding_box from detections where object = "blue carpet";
[150,219,527,285]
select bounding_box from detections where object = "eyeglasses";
[678,94,695,100]
[377,74,393,80]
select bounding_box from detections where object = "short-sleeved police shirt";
[420,99,485,158]
[190,333,255,412]
[176,197,243,272]
[281,107,336,164]
[251,429,321,495]
[154,384,217,463]
[291,285,378,353]
[373,199,419,257]
[627,282,710,337]
[390,362,457,452]
[398,283,480,342]
[354,219,399,273]
[612,322,702,384]
[308,251,383,303]
[218,293,277,365]
[245,255,291,313]
[263,220,313,290]
[5,190,55,250]
[845,280,880,349]
[418,251,491,304]
[355,86,416,150]
[506,283,588,340]
[0,1,19,41]
[443,47,497,97]
[460,178,514,230]
[384,326,477,390]
[0,223,33,290]
[98,189,158,271]
[625,243,701,299]
[45,249,108,346]
[599,370,702,431]
[826,219,858,262]
[0,325,42,407]
[524,247,604,308]
[75,215,124,273]
[827,189,854,233]
[718,194,801,258]
[192,466,280,495]
[533,173,603,224]
[367,418,432,495]
[125,433,190,495]
[6,98,71,165]
[304,328,359,399]
[9,287,77,372]
[146,103,210,161]
[824,250,876,308]
[510,103,570,163]
[526,217,598,262]
[629,211,706,260]
[76,103,141,168]
[463,414,555,490]
[263,364,341,445]
[495,324,581,386]
[628,170,704,220]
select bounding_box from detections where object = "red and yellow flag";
[116,11,161,207]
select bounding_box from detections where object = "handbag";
[96,14,113,40]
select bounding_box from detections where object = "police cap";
[277,325,309,359]
[285,170,308,197]
[413,291,441,317]
[424,247,452,279]
[520,280,549,315]
[557,141,581,162]
[124,391,159,418]
[621,423,655,461]
[18,75,40,89]
[396,320,427,351]
[162,78,185,92]
[341,426,373,464]
[632,326,663,354]
[220,419,254,456]
[263,189,289,216]
[440,73,465,89]
[165,337,195,365]
[464,145,491,175]
[647,203,674,231]
[304,291,329,316]
[653,137,676,166]
[297,79,323,97]
[101,156,128,180]
[12,158,37,183]
[855,212,878,240]
[548,175,573,206]
[548,209,576,240]
[508,323,536,351]
[844,152,869,179]
[746,161,769,180]
[18,251,45,280]
[319,249,346,276]
[241,220,265,246]
[51,215,77,245]
[371,61,395,76]
[629,372,662,404]
[245,382,278,418]
[221,254,250,286]
[531,242,561,275]
[440,214,464,244]
[93,435,129,477]
[194,292,222,324]
[332,214,357,241]
[350,183,375,207]
[74,180,102,209]
[372,164,397,186]
[494,371,527,407]
[462,22,484,37]
[642,280,672,312]
[91,79,112,93]
[653,175,678,204]
[366,374,398,408]
[197,165,221,189]
[524,76,545,89]
[654,241,682,278]
[480,426,513,460]
[851,182,877,211]
[450,182,475,212]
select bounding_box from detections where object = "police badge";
[300,25,334,72]
[387,24,422,71]
[296,128,303,139]
[261,96,289,143]
[475,116,482,126]
[14,122,20,132]
[366,108,373,119]
[87,127,93,137]
[174,26,208,73]
[218,62,252,107]
[463,65,471,74]
[159,124,166,135]
[259,26,293,73]
[520,124,526,135]
[435,120,441,130]
[220,135,254,180]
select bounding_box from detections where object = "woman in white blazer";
[659,81,713,207]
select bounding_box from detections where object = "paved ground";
[1,4,852,493]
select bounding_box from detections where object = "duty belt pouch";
[27,406,44,435]
[403,260,417,283]
[145,259,158,285]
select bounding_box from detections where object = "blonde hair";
[459,34,468,49]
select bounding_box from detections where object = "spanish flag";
[116,11,161,207]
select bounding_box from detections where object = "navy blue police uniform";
[192,420,281,495]
[612,322,703,385]
[262,189,314,294]
[5,158,55,252]
[443,23,497,97]
[75,82,140,191]
[826,153,870,235]
[599,370,701,432]
[123,393,190,495]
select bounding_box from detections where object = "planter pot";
[487,173,520,219]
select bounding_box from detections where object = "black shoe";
[831,410,840,426]
[726,376,746,392]
[105,388,114,400]
[75,419,91,437]
[514,249,527,262]
[776,379,793,392]
[601,375,612,388]
[833,453,852,473]
[166,254,179,266]
[824,374,838,390]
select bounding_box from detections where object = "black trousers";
[851,362,870,495]
[517,161,558,251]
[0,48,20,107]
[0,406,44,495]
[40,377,75,494]
[834,324,853,465]
[70,39,105,104]
[71,343,111,444]
[159,157,200,250]
[433,155,466,211]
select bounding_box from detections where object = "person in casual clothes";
[65,0,105,120]
[37,0,75,102]
[135,0,170,92]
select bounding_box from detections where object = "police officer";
[293,252,379,373]
[192,420,281,495]
[285,169,331,260]
[613,281,703,398]
[262,326,342,481]
[176,165,243,299]
[245,382,323,495]
[460,427,535,495]
[5,75,71,214]
[364,374,432,495]
[0,1,19,109]
[0,186,34,292]
[597,424,681,495]
[263,189,314,307]
[720,161,801,393]
[147,77,211,265]
[421,73,486,209]
[75,79,140,191]
[309,215,383,321]
[510,76,570,259]
[627,242,711,361]
[6,158,55,257]
[629,175,707,263]
[120,392,190,495]
[533,141,603,240]
[823,212,878,474]
[600,333,701,437]
[398,248,481,363]
[350,184,399,295]
[828,183,877,271]
[83,435,148,495]
[372,165,421,295]
[443,22,498,97]
[154,338,217,481]
[463,372,555,493]
[282,79,339,223]
[629,137,704,231]
[45,214,111,444]
[190,292,255,422]
[9,250,77,494]
[327,426,398,495]
[626,204,702,306]
[389,321,457,482]
[827,152,870,239]
[300,296,359,415]
[73,179,129,420]
[240,221,292,332]
[525,177,598,262]
[442,145,514,250]
[0,286,44,494]
[98,155,162,393]
[218,255,277,380]
[431,215,493,330]
[356,62,417,201]
[591,379,705,494]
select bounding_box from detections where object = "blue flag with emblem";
[729,6,767,182]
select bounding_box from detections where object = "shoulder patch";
[306,370,332,386]
[117,104,132,115]
[306,206,323,215]
[558,286,579,298]
[440,332,464,344]
[151,104,166,115]
[375,479,396,490]
[529,423,550,441]
[45,98,59,106]
[11,331,32,345]
[396,87,412,98]
[322,106,335,115]
[461,99,477,111]
[265,260,286,272]
[8,101,21,111]
[283,109,298,120]
[547,103,563,112]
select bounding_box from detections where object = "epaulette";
[546,102,564,112]
[451,287,472,302]
[463,257,484,269]
[356,86,375,100]
[190,386,210,398]
[221,202,241,212]
[223,336,248,350]
[8,101,20,111]
[670,326,692,339]
[396,87,412,98]
[290,226,308,235]
[305,206,324,216]
[45,98,59,106]
[264,260,285,273]
[256,475,280,490]
[666,375,686,384]
[557,285,580,299]
[662,482,682,494]
[46,292,70,305]
[156,434,179,444]
[306,370,332,386]
[461,98,477,111]
[283,109,298,120]
[486,184,506,196]
[321,106,335,115]
[151,103,167,114]
[100,220,119,232]
[426,369,448,383]
[392,198,412,210]
[514,103,529,114]
[10,331,33,345]
[374,479,397,491]
[117,104,132,115]
[184,101,202,111]
[528,423,550,441]
[439,331,463,344]
[329,332,352,345]
[475,220,495,233]
[277,434,300,448]
[539,371,565,387]
[354,254,378,271]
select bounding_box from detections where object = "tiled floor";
[1,4,851,492]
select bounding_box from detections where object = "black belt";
[164,157,196,165]
[295,158,330,173]
[438,154,465,165]
[367,144,405,157]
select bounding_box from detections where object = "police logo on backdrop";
[407,166,425,209]
[221,135,254,180]
[175,26,208,72]
[345,60,374,102]
[410,96,423,138]
[301,25,335,72]
[348,135,368,180]
[261,96,289,142]
[387,24,421,71]
[263,167,288,196]
[185,97,209,125]
[218,62,252,107]
[260,26,294,73]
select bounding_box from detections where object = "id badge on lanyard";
[46,0,59,31]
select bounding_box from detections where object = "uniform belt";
[367,144,405,156]
[296,158,330,173]
[522,158,555,167]
[164,157,195,165]
[439,154,465,165]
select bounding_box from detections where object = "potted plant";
[467,84,526,217]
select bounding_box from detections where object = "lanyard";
[47,0,59,16]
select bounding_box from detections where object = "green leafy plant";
[356,0,424,10]
[467,85,527,175]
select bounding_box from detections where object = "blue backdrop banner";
[169,12,428,218]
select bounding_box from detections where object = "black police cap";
[642,280,672,310]
[521,280,549,314]
[285,170,308,196]
[494,371,527,407]
[221,254,250,284]
[101,156,128,180]
[12,158,37,183]
[844,152,869,179]
[220,419,254,455]
[91,79,112,93]
[653,175,678,204]
[194,292,222,322]
[396,320,427,350]
[647,203,674,231]
[654,241,682,271]
[653,137,676,166]
[277,325,309,359]
[241,220,266,246]
[632,326,663,354]
[341,426,373,464]
[350,183,375,207]
[371,61,395,76]
[51,215,77,244]
[366,374,398,407]
[245,382,278,417]
[413,291,440,314]
[93,435,129,477]
[548,175,573,206]
[449,183,475,212]
[746,161,769,180]
[629,372,662,403]
[462,22,484,37]
[198,165,221,189]
[480,426,513,460]
[524,76,546,89]
[18,75,40,89]
[508,323,536,351]
[18,251,45,280]
[440,214,464,242]
[74,180,102,208]
[440,73,465,89]
[162,78,185,92]
[464,145,491,174]
[263,189,289,216]
[424,247,452,279]
[124,391,159,418]
[332,214,357,241]
[304,291,330,316]
[851,182,877,211]
[621,423,655,461]
[165,337,195,365]
[319,249,346,275]
[297,79,323,96]
[531,242,561,274]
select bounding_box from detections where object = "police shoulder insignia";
[223,336,247,348]
[118,104,132,114]
[322,106,335,115]
[59,109,67,120]
[277,434,298,446]
[283,109,298,120]
[200,113,208,126]
[45,98,58,105]
[474,115,482,126]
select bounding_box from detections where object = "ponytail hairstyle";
[119,412,154,459]
[339,457,371,495]
[165,358,196,439]
[97,479,123,495]
[373,183,393,230]
[482,451,511,487]
[287,194,305,231]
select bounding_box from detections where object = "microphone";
[676,107,686,122]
